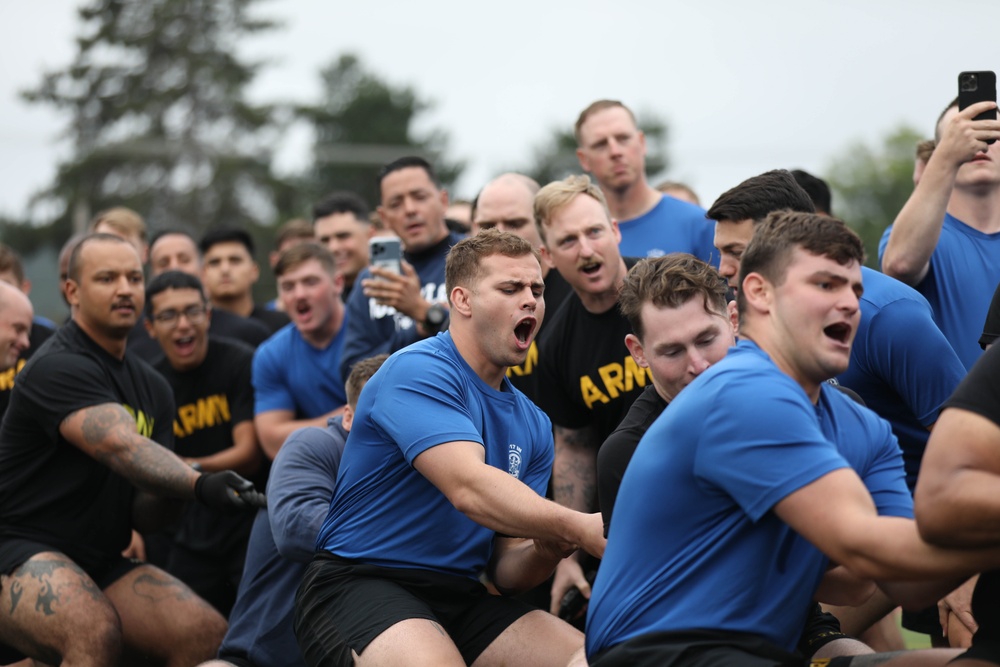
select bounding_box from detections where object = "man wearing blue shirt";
[295,231,604,667]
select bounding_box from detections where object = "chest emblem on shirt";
[508,444,523,479]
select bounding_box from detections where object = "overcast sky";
[1,0,997,222]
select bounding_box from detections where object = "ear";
[65,279,80,308]
[20,278,31,296]
[539,243,553,267]
[741,272,772,316]
[439,188,450,210]
[638,130,648,157]
[450,285,473,318]
[251,262,260,283]
[610,219,622,244]
[144,317,156,338]
[342,404,354,432]
[576,147,591,172]
[624,333,648,368]
[727,300,740,338]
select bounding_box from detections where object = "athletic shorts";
[0,537,142,589]
[294,551,535,667]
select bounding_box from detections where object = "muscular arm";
[60,402,199,499]
[915,408,1000,547]
[552,425,600,513]
[412,440,605,559]
[882,101,1000,284]
[254,407,345,459]
[776,468,1000,609]
[488,535,575,596]
[187,420,261,476]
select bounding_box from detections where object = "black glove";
[194,471,267,512]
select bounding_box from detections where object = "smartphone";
[369,237,402,275]
[958,71,997,122]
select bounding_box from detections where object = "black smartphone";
[369,237,402,275]
[958,71,997,122]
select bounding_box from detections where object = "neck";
[741,328,821,404]
[73,316,128,360]
[947,187,1000,234]
[213,293,254,318]
[603,181,660,221]
[450,325,506,389]
[300,304,344,350]
[577,258,628,314]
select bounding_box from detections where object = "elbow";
[880,252,923,286]
[449,485,481,520]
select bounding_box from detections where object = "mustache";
[111,299,136,309]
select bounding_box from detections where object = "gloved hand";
[195,471,267,512]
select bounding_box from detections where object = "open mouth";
[174,335,196,354]
[514,318,536,345]
[580,261,602,276]
[824,322,851,344]
[295,302,312,318]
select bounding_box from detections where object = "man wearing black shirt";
[0,234,263,666]
[596,254,735,536]
[200,227,290,334]
[145,270,261,616]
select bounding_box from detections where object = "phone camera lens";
[960,73,978,92]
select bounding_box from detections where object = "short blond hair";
[533,174,611,243]
[89,207,147,243]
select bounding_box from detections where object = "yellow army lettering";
[122,404,155,438]
[174,394,231,438]
[0,359,27,392]
[579,356,651,409]
[506,341,538,378]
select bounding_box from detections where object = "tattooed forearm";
[67,403,197,499]
[552,425,598,512]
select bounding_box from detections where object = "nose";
[689,349,711,376]
[16,331,29,352]
[718,255,738,282]
[608,137,623,156]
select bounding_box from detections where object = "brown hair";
[0,244,25,286]
[915,139,936,163]
[274,219,315,252]
[346,353,389,408]
[274,242,337,278]
[445,230,539,299]
[619,254,728,340]
[736,211,864,320]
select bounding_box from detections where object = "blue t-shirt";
[586,340,911,657]
[616,195,717,266]
[220,418,347,667]
[880,213,1000,370]
[338,232,463,380]
[316,332,553,578]
[836,267,965,490]
[252,322,347,418]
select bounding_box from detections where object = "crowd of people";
[0,95,999,666]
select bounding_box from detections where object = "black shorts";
[951,570,1000,664]
[589,630,806,667]
[901,605,940,637]
[0,537,142,589]
[294,552,535,667]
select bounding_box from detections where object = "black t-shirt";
[535,258,650,441]
[0,320,174,567]
[153,337,256,553]
[0,320,55,419]
[597,384,668,537]
[250,304,290,336]
[980,279,1000,350]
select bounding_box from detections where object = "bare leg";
[103,564,226,667]
[0,552,121,666]
[473,609,584,667]
[356,618,465,667]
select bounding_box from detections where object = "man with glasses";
[144,270,262,617]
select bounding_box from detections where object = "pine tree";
[22,0,291,236]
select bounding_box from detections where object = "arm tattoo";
[552,425,599,512]
[73,404,195,499]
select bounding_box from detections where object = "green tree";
[296,54,464,209]
[21,0,292,239]
[825,125,925,267]
[522,112,670,186]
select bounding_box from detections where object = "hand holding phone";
[959,71,997,144]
